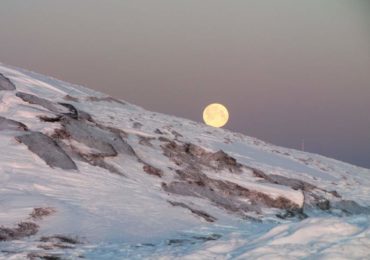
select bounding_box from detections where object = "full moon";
[203,103,229,128]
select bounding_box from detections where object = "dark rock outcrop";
[163,169,300,218]
[46,115,137,176]
[27,252,63,260]
[38,115,62,122]
[143,164,163,177]
[162,141,242,173]
[316,199,331,211]
[15,92,79,119]
[252,170,316,192]
[168,201,217,222]
[276,209,308,220]
[61,117,134,157]
[251,167,346,214]
[0,222,39,241]
[208,150,241,172]
[78,153,125,176]
[16,92,70,115]
[0,73,16,90]
[160,140,301,218]
[40,235,81,245]
[29,207,56,220]
[16,132,77,170]
[85,96,126,106]
[0,116,28,131]
[10,90,136,175]
[139,136,155,147]
[58,103,78,119]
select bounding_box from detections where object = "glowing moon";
[203,103,229,128]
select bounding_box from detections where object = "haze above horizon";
[0,0,369,168]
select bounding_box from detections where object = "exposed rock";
[103,125,129,139]
[158,136,171,142]
[27,252,63,260]
[63,95,79,102]
[160,140,301,218]
[16,132,77,170]
[16,91,81,119]
[316,199,331,211]
[143,164,162,177]
[138,136,155,147]
[45,114,136,176]
[251,167,344,213]
[50,128,71,140]
[133,121,142,129]
[329,190,341,198]
[0,207,57,243]
[53,138,88,163]
[167,238,192,246]
[171,130,183,139]
[0,73,16,90]
[168,201,217,222]
[38,115,62,123]
[61,117,134,157]
[162,141,242,173]
[58,103,78,119]
[78,153,125,176]
[166,234,221,246]
[40,235,81,245]
[0,116,28,131]
[85,96,126,105]
[38,243,74,250]
[252,170,316,192]
[0,222,39,241]
[208,150,241,172]
[163,181,258,215]
[163,169,300,218]
[16,92,70,115]
[192,233,221,241]
[61,118,117,157]
[77,110,94,122]
[30,207,56,220]
[276,209,307,220]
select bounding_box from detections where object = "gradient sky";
[0,0,369,168]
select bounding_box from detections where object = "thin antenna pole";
[301,139,305,151]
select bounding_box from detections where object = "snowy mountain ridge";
[0,63,369,259]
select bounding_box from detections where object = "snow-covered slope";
[0,63,369,259]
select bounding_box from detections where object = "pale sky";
[0,0,369,167]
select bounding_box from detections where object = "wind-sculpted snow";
[0,63,369,259]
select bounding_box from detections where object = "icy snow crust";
[0,63,369,259]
